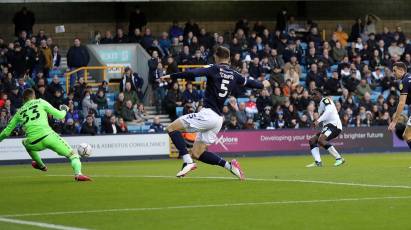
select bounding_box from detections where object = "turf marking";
[0,217,90,230]
[47,174,411,189]
[2,196,411,218]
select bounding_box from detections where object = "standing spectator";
[13,7,35,36]
[149,116,165,133]
[114,92,125,116]
[169,20,184,38]
[40,39,52,77]
[81,115,98,135]
[148,50,161,85]
[101,30,114,44]
[67,38,90,87]
[129,28,142,44]
[52,45,61,69]
[154,62,167,113]
[350,17,364,42]
[184,19,200,37]
[141,28,154,50]
[128,6,147,35]
[165,82,183,120]
[276,8,288,32]
[120,67,144,100]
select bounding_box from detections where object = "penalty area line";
[0,217,90,230]
[46,174,411,189]
[2,196,411,218]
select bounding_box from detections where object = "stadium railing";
[64,66,125,92]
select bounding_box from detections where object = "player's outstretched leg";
[191,141,245,180]
[318,135,344,167]
[22,139,48,172]
[166,120,197,177]
[46,133,91,181]
[306,135,322,167]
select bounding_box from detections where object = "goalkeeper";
[0,88,91,181]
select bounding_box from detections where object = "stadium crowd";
[1,6,411,136]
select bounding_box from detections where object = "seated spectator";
[134,103,148,123]
[273,111,287,129]
[324,71,342,95]
[80,115,98,135]
[73,77,87,102]
[49,90,64,109]
[359,92,373,111]
[245,94,258,118]
[298,114,311,128]
[332,41,347,62]
[334,24,349,47]
[117,117,128,133]
[120,67,144,100]
[0,108,10,131]
[82,90,97,116]
[243,118,256,129]
[129,28,142,43]
[149,116,165,133]
[225,115,241,130]
[113,28,129,44]
[114,92,125,115]
[141,28,154,50]
[123,82,139,105]
[48,75,64,96]
[256,89,273,112]
[271,87,286,107]
[235,102,247,127]
[100,30,114,44]
[183,82,199,104]
[178,46,192,65]
[121,100,137,122]
[356,79,372,100]
[165,82,183,120]
[94,89,108,110]
[103,115,121,134]
[62,118,76,135]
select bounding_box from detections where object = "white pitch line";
[0,217,90,230]
[2,196,411,218]
[46,174,411,189]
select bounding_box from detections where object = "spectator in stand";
[129,28,142,44]
[148,50,161,86]
[149,116,165,133]
[169,20,184,38]
[355,78,372,100]
[52,45,61,69]
[190,49,206,65]
[324,71,342,95]
[121,100,137,122]
[62,118,76,135]
[276,8,288,32]
[118,117,128,133]
[184,19,200,37]
[82,90,97,116]
[123,82,139,105]
[154,62,167,113]
[94,89,108,110]
[159,32,171,55]
[334,24,349,47]
[13,7,35,36]
[128,6,147,35]
[48,75,63,96]
[141,28,154,50]
[178,46,192,65]
[165,82,183,120]
[114,92,125,116]
[81,114,98,135]
[113,28,129,44]
[120,67,144,100]
[103,115,121,134]
[170,37,183,57]
[67,38,89,87]
[332,41,347,62]
[350,17,364,42]
[134,103,148,123]
[100,30,114,44]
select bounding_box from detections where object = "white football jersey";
[317,97,342,130]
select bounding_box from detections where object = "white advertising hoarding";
[0,134,170,161]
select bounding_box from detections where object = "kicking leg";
[318,134,344,167]
[45,133,91,181]
[191,141,245,180]
[306,135,322,167]
[166,119,194,165]
[22,139,47,171]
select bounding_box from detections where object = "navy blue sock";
[324,143,332,149]
[407,141,411,150]
[310,143,318,150]
[199,151,227,167]
[168,131,189,156]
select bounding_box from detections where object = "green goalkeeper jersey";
[0,99,66,142]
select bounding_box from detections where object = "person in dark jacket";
[149,116,165,133]
[119,67,144,100]
[148,51,160,85]
[103,115,121,134]
[13,7,35,36]
[66,38,90,87]
[81,115,98,135]
[128,6,147,36]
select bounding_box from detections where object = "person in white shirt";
[306,89,345,167]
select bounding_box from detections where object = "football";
[77,143,92,158]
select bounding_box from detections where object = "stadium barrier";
[0,134,170,163]
[207,127,405,156]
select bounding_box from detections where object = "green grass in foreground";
[1,153,411,230]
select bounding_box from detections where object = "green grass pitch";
[1,153,411,230]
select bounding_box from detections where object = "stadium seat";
[176,107,184,117]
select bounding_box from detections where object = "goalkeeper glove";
[59,104,69,112]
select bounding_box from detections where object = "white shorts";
[178,108,224,145]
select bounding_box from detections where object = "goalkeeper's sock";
[169,130,192,163]
[325,144,342,159]
[310,143,321,163]
[198,151,227,168]
[69,155,82,175]
[29,151,46,168]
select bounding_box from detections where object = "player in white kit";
[306,89,345,167]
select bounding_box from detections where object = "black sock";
[199,151,226,167]
[310,143,318,150]
[324,143,332,150]
[168,131,189,156]
[407,141,411,150]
